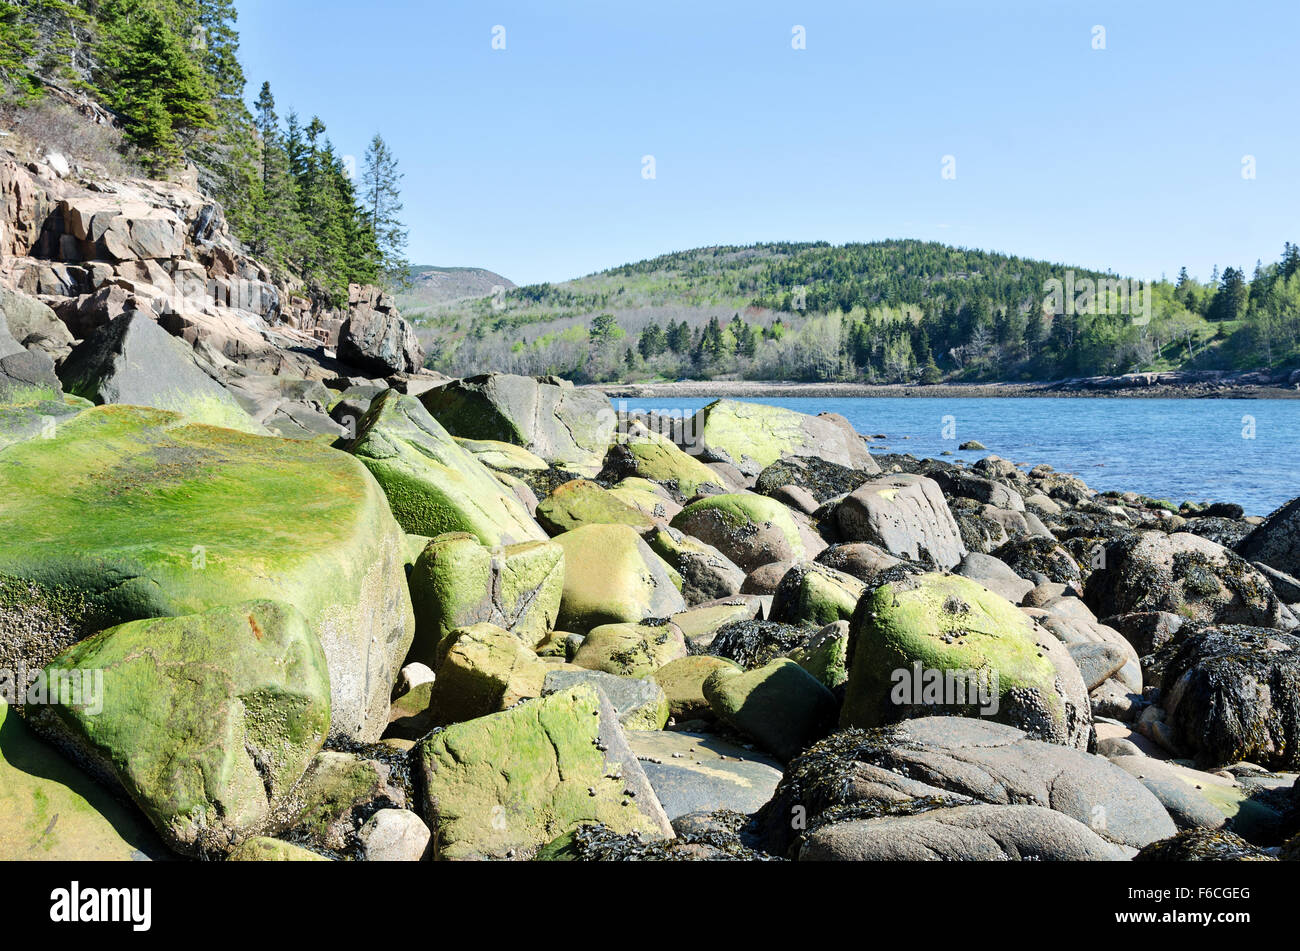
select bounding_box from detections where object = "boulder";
[31,601,330,857]
[359,809,431,862]
[799,805,1124,861]
[785,620,851,690]
[671,493,821,573]
[57,311,261,433]
[769,561,866,627]
[707,619,813,669]
[753,717,1176,857]
[336,284,424,375]
[836,474,966,569]
[421,373,616,475]
[1134,829,1276,862]
[275,750,406,854]
[953,552,1035,603]
[454,437,550,472]
[1086,531,1286,629]
[755,454,879,504]
[599,424,728,501]
[0,696,166,860]
[1155,625,1300,770]
[416,685,673,860]
[552,524,686,633]
[536,479,655,536]
[0,310,61,401]
[1,287,73,356]
[227,838,329,862]
[687,399,877,476]
[406,533,563,667]
[993,535,1084,587]
[343,389,545,546]
[0,405,414,742]
[543,668,670,731]
[840,573,1092,749]
[625,730,784,819]
[572,622,688,678]
[1237,496,1300,578]
[668,597,763,648]
[703,659,838,761]
[651,655,742,720]
[646,526,746,605]
[428,623,550,725]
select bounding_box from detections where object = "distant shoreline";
[598,378,1300,400]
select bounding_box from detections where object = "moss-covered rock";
[0,405,412,742]
[226,837,330,861]
[429,623,550,725]
[572,622,688,678]
[703,659,839,761]
[600,424,728,501]
[536,479,655,536]
[786,621,851,690]
[454,437,550,472]
[417,685,673,859]
[0,696,167,860]
[407,533,563,667]
[769,561,866,627]
[690,399,877,477]
[605,477,683,524]
[343,388,545,547]
[646,526,745,606]
[0,391,83,451]
[651,655,742,720]
[671,493,817,573]
[543,667,670,731]
[668,597,761,649]
[552,524,686,633]
[841,573,1091,748]
[274,750,406,855]
[31,600,330,857]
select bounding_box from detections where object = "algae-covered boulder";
[275,750,406,854]
[58,311,262,433]
[552,524,686,633]
[836,473,967,569]
[689,399,877,477]
[605,477,682,525]
[703,658,838,761]
[0,405,413,742]
[600,424,728,502]
[454,437,550,472]
[407,533,563,667]
[572,621,688,678]
[421,373,616,475]
[669,597,762,649]
[31,601,330,857]
[543,668,670,731]
[227,837,330,862]
[0,696,167,860]
[646,526,745,605]
[769,561,866,627]
[1086,531,1286,629]
[651,655,742,720]
[417,685,673,859]
[841,573,1091,748]
[786,620,851,690]
[536,479,655,536]
[670,493,820,573]
[343,389,545,547]
[429,623,550,725]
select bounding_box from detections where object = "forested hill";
[412,240,1300,386]
[1,0,408,304]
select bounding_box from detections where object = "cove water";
[610,396,1298,517]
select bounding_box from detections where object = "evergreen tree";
[361,133,410,288]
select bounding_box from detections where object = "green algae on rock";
[343,388,546,547]
[670,492,815,573]
[690,399,878,477]
[0,404,413,742]
[226,837,331,861]
[535,478,656,536]
[428,622,550,725]
[769,561,866,628]
[552,523,686,633]
[703,658,839,761]
[417,685,673,860]
[31,600,330,858]
[572,621,688,679]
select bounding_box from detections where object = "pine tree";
[361,133,410,288]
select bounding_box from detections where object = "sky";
[235,0,1300,287]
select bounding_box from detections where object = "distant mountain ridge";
[398,265,516,313]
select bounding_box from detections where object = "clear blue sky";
[235,0,1299,287]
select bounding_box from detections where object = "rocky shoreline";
[602,374,1300,401]
[2,152,1299,864]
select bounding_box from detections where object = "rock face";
[836,474,967,569]
[58,311,260,433]
[417,686,674,860]
[337,284,424,375]
[32,601,330,857]
[422,373,616,475]
[343,389,546,547]
[552,524,686,633]
[841,573,1092,749]
[407,533,564,666]
[754,717,1176,858]
[1086,531,1285,628]
[0,302,61,399]
[1237,496,1300,578]
[1155,625,1300,769]
[689,399,879,476]
[0,696,166,860]
[0,405,413,743]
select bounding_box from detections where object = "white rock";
[44,152,71,178]
[359,809,431,862]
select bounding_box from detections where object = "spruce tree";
[361,133,410,288]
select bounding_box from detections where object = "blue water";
[610,396,1299,517]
